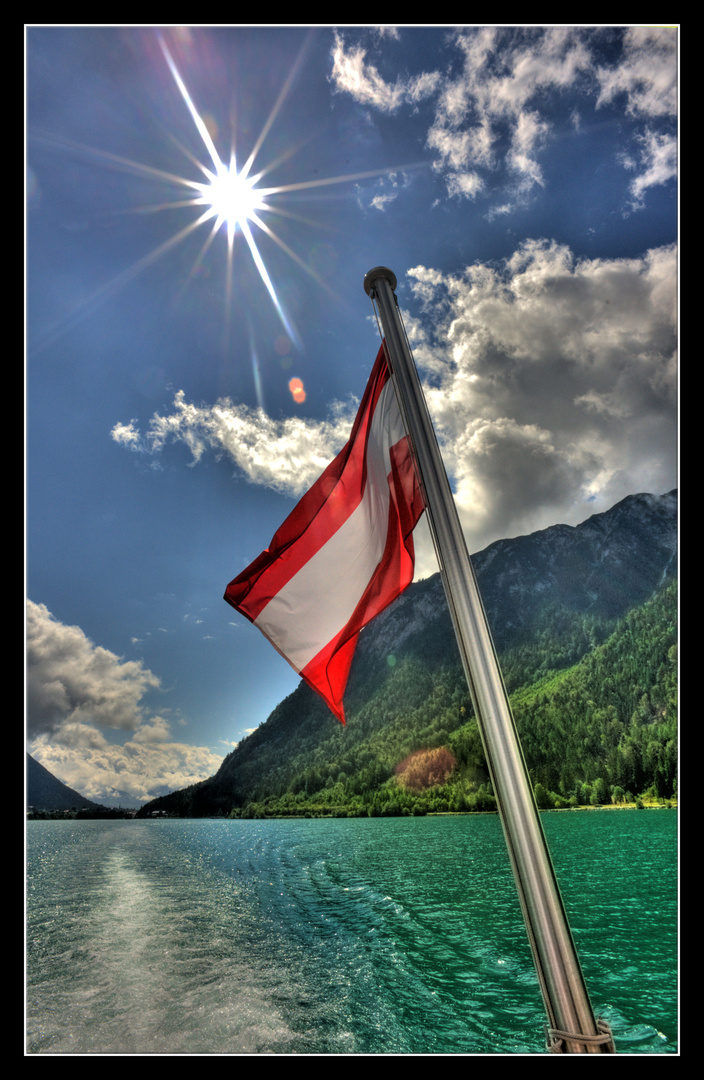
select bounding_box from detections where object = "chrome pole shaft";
[365,266,609,1054]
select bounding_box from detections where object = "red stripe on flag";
[224,344,424,723]
[225,348,391,622]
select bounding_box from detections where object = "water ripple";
[27,811,677,1054]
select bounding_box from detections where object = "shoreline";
[27,798,677,821]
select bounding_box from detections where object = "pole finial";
[364,266,397,296]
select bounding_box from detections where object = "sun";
[29,30,421,356]
[198,161,264,237]
[156,35,268,244]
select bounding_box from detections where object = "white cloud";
[373,27,399,41]
[332,26,594,210]
[330,27,677,215]
[444,170,484,200]
[26,600,224,803]
[596,26,677,118]
[110,420,142,448]
[112,391,355,498]
[329,31,406,113]
[406,240,677,551]
[330,30,440,114]
[628,129,678,207]
[507,109,549,188]
[112,240,676,562]
[357,170,413,212]
[29,734,224,805]
[370,191,397,210]
[27,600,161,741]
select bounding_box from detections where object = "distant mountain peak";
[362,489,677,660]
[26,753,100,811]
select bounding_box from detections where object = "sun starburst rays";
[197,162,264,235]
[29,32,422,357]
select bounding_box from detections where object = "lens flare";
[288,377,306,404]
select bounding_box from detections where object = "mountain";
[354,489,677,688]
[139,490,677,818]
[26,752,101,811]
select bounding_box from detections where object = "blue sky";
[26,26,678,806]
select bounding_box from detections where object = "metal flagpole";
[364,266,615,1054]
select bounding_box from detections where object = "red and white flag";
[224,344,424,724]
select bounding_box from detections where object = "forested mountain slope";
[139,490,677,817]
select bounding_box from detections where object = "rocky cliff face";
[357,490,677,665]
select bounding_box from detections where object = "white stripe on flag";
[253,378,405,672]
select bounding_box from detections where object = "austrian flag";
[224,344,425,723]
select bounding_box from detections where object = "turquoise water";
[26,810,677,1054]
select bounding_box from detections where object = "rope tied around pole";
[546,1019,616,1053]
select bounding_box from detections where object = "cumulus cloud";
[27,600,161,742]
[112,239,676,561]
[406,240,677,550]
[26,601,224,803]
[29,733,224,805]
[112,392,355,498]
[595,26,678,118]
[329,26,676,214]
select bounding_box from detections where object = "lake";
[26,809,677,1054]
